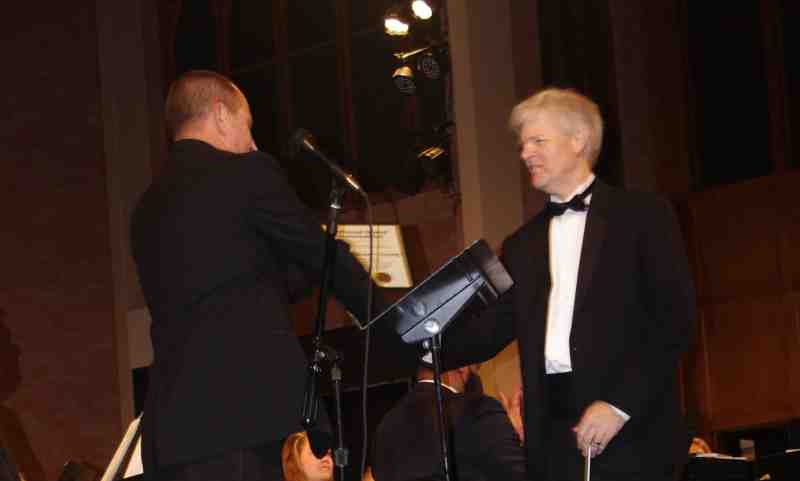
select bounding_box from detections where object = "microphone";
[290,128,365,194]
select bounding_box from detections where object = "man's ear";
[570,126,589,156]
[212,101,229,136]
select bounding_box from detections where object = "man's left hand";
[573,401,627,458]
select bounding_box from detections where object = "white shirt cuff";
[608,403,631,422]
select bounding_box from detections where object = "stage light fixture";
[393,65,416,94]
[418,145,446,161]
[384,7,410,36]
[393,44,448,81]
[417,141,453,190]
[411,0,434,20]
[393,46,430,61]
[417,51,441,79]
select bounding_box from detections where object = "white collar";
[551,173,596,203]
[417,379,459,394]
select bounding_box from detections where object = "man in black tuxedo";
[442,88,696,481]
[131,70,406,481]
[372,364,526,481]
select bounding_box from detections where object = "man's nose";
[520,146,534,161]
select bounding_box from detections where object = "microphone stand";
[301,178,348,481]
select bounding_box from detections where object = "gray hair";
[509,87,604,166]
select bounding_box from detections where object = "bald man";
[131,70,405,481]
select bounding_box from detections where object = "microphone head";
[288,128,315,158]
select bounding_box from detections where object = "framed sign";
[335,224,412,288]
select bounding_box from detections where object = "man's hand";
[499,385,524,443]
[573,400,627,458]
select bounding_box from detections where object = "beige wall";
[447,0,545,400]
[447,0,526,252]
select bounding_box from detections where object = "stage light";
[418,145,445,161]
[393,46,430,61]
[393,65,416,94]
[384,7,410,36]
[411,0,434,20]
[417,141,453,190]
[394,122,455,194]
[393,44,448,82]
[417,51,441,79]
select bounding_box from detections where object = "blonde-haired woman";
[281,432,333,481]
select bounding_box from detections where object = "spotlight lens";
[411,1,433,20]
[385,17,409,36]
[394,77,415,94]
[393,67,416,94]
[418,54,441,79]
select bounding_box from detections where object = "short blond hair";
[164,70,244,139]
[509,87,604,166]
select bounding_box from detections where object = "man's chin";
[530,175,547,191]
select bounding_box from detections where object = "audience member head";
[361,466,375,481]
[282,431,333,481]
[417,362,482,394]
[689,437,711,455]
[164,70,255,154]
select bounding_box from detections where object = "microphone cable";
[359,194,374,479]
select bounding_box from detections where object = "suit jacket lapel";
[574,180,611,315]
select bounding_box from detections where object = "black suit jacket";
[372,382,526,481]
[442,180,696,479]
[131,140,405,469]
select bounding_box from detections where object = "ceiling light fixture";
[384,7,410,36]
[411,0,434,20]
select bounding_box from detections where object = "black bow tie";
[544,181,595,217]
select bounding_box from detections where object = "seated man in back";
[372,361,526,481]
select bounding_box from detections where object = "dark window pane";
[288,47,342,207]
[229,0,275,71]
[686,1,771,187]
[233,66,279,157]
[288,0,336,52]
[174,0,216,74]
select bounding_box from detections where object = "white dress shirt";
[544,174,595,374]
[543,174,630,421]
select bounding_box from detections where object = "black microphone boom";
[290,128,365,194]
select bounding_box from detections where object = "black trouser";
[151,440,284,481]
[545,372,584,481]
